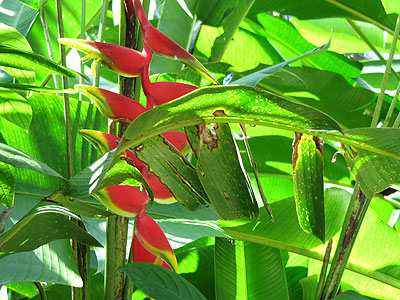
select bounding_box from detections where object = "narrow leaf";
[0,142,65,179]
[0,82,77,94]
[232,36,331,86]
[120,262,208,300]
[0,45,87,79]
[292,133,325,242]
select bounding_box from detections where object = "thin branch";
[384,81,400,127]
[34,282,47,300]
[315,238,333,300]
[371,14,400,128]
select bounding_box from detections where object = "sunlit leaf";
[0,89,32,130]
[0,162,14,209]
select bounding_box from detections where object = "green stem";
[79,0,86,101]
[383,81,400,127]
[371,14,400,128]
[104,215,129,300]
[34,282,47,300]
[315,238,332,300]
[93,0,111,87]
[321,187,371,299]
[40,0,59,90]
[393,112,400,128]
[346,19,400,82]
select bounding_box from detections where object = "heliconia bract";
[75,85,146,124]
[145,81,198,106]
[161,131,189,153]
[93,185,149,217]
[134,212,178,272]
[79,129,144,169]
[132,234,171,270]
[141,170,175,203]
[131,0,218,85]
[58,39,149,77]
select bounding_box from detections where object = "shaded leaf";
[0,162,14,208]
[121,262,208,300]
[67,150,116,198]
[215,238,289,300]
[56,196,112,219]
[0,202,101,256]
[333,290,369,300]
[0,142,65,179]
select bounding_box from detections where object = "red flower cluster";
[59,0,217,271]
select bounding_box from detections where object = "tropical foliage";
[0,0,399,300]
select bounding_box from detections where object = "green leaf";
[55,196,112,219]
[115,85,342,164]
[0,93,107,195]
[18,0,40,10]
[210,0,256,62]
[293,133,325,242]
[215,238,290,300]
[345,148,400,199]
[0,197,83,286]
[0,202,101,256]
[0,2,38,37]
[381,0,400,14]
[67,150,116,198]
[0,161,14,208]
[248,0,396,34]
[0,23,35,84]
[254,66,375,129]
[0,142,65,179]
[185,124,259,219]
[232,37,331,86]
[0,82,78,94]
[133,134,208,210]
[218,188,400,292]
[120,262,208,300]
[242,14,361,79]
[298,275,318,300]
[0,45,87,79]
[333,290,369,300]
[175,237,216,300]
[150,0,197,74]
[0,89,32,130]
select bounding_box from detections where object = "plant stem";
[104,215,129,300]
[393,112,400,128]
[346,19,400,82]
[383,81,400,127]
[315,238,332,300]
[93,0,110,87]
[371,14,400,128]
[34,282,47,300]
[321,187,371,299]
[40,0,59,90]
[79,0,86,101]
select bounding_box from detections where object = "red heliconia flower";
[143,80,198,106]
[79,129,144,169]
[162,131,189,153]
[75,85,146,124]
[132,233,171,270]
[130,0,218,85]
[93,185,149,217]
[134,212,178,272]
[58,39,150,77]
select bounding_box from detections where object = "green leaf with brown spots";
[185,123,259,220]
[292,133,325,242]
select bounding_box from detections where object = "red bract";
[93,185,149,217]
[141,170,174,202]
[134,212,178,272]
[162,131,189,153]
[58,39,149,77]
[132,234,171,270]
[79,129,144,169]
[144,81,198,106]
[75,85,146,124]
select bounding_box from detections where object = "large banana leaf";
[218,188,400,297]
